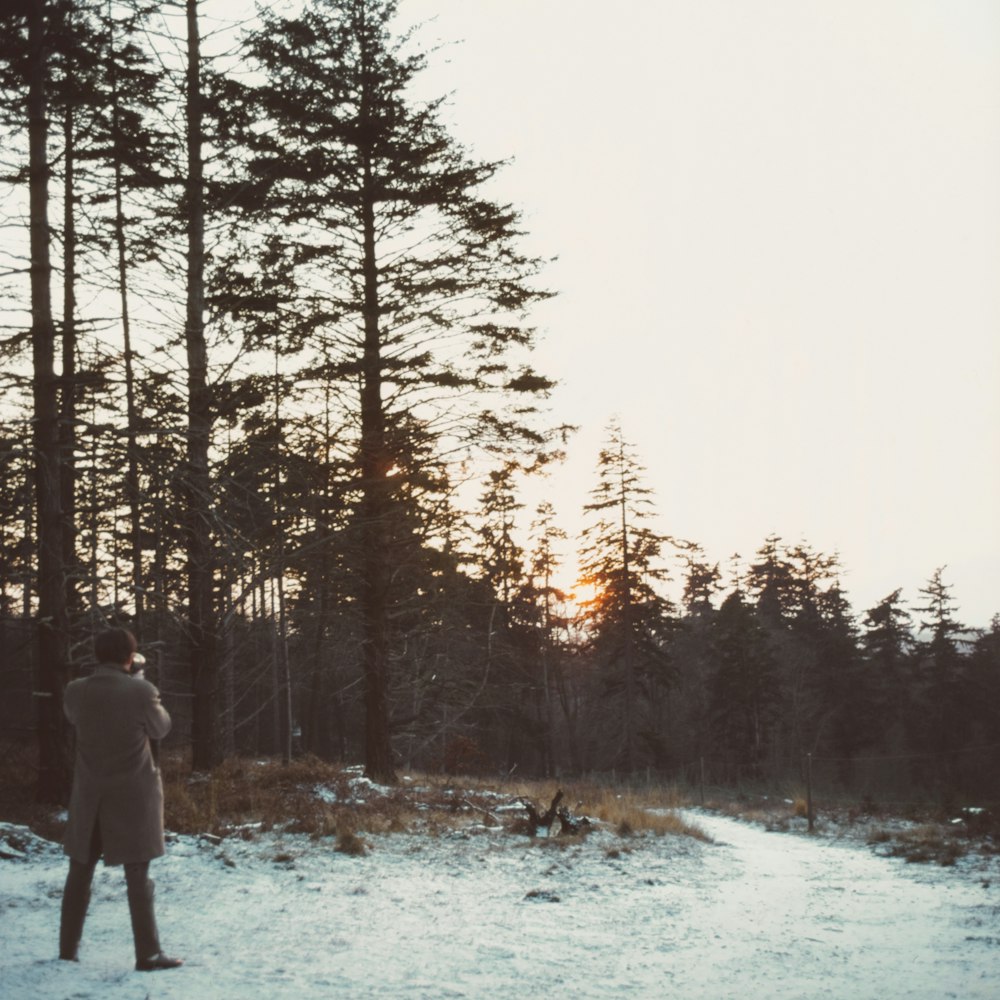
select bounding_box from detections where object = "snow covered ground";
[2,808,998,999]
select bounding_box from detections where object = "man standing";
[59,627,183,972]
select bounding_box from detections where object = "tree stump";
[521,790,564,836]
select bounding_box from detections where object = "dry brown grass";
[157,755,713,847]
[0,745,708,848]
[335,831,369,856]
[866,824,966,866]
[162,753,425,839]
[556,784,708,841]
[6,741,992,868]
[162,755,502,840]
[697,784,994,866]
[158,761,997,865]
[38,743,992,862]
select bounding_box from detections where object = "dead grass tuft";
[336,831,369,856]
[162,753,410,838]
[869,824,965,866]
[547,784,708,842]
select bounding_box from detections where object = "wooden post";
[700,756,706,806]
[806,753,814,833]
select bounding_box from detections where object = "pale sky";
[397,0,1000,627]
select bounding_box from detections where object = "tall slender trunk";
[271,353,292,765]
[220,605,235,758]
[184,0,217,770]
[359,169,393,782]
[151,455,167,619]
[109,17,144,624]
[87,401,99,612]
[619,447,636,772]
[552,658,582,773]
[59,96,78,616]
[269,577,282,754]
[29,0,71,804]
[305,377,334,759]
[540,566,555,776]
[356,20,394,783]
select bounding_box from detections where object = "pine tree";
[16,0,73,801]
[180,0,218,771]
[745,535,797,626]
[911,567,970,783]
[523,501,570,776]
[670,545,723,766]
[746,536,845,760]
[93,1,174,629]
[861,588,913,735]
[968,616,1000,793]
[476,463,555,773]
[812,583,874,778]
[578,420,675,771]
[707,589,779,775]
[227,0,554,780]
[681,544,722,617]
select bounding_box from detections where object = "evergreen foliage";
[0,2,995,800]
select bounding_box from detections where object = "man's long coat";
[63,665,172,866]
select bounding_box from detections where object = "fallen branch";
[461,797,502,826]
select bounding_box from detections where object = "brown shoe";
[135,952,183,972]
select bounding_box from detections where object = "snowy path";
[1,812,997,999]
[668,812,998,998]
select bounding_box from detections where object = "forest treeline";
[2,1,997,804]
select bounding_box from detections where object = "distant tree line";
[1,0,996,803]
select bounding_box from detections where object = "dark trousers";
[59,823,162,963]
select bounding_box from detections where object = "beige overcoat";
[63,664,172,866]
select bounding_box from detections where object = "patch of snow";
[0,823,62,863]
[313,785,339,805]
[1,811,997,998]
[348,775,394,798]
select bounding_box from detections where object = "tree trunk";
[620,457,636,773]
[109,25,144,624]
[184,0,218,771]
[358,144,394,783]
[356,25,395,783]
[59,95,78,617]
[271,354,292,764]
[29,0,71,804]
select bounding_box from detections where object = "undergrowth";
[2,745,994,866]
[156,755,711,845]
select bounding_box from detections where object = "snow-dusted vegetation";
[2,769,998,999]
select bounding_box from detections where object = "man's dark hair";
[94,628,137,665]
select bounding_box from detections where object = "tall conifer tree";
[229,0,553,780]
[26,0,71,801]
[578,421,674,771]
